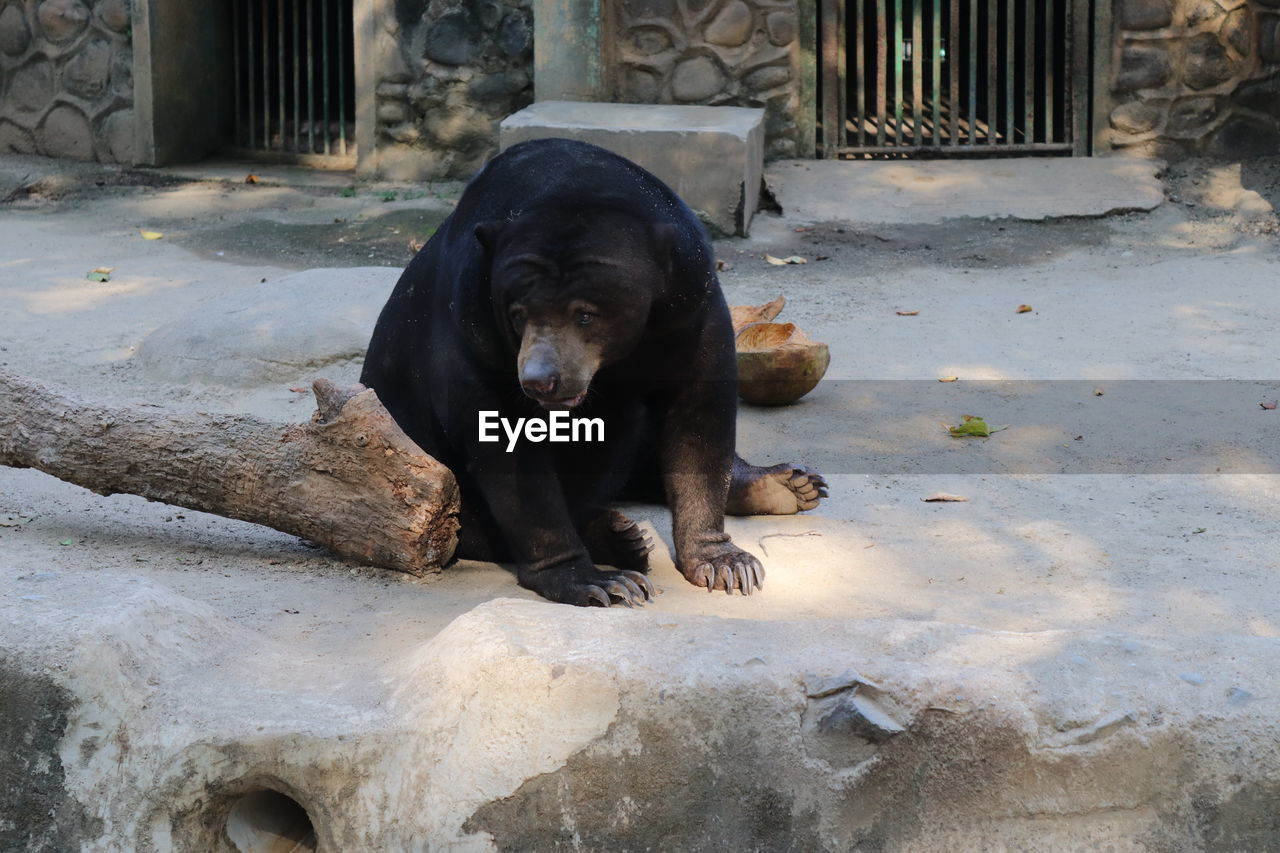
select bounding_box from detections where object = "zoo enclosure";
[819,0,1094,157]
[228,0,357,164]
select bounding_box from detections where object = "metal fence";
[230,0,355,163]
[820,0,1091,157]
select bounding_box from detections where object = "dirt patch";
[0,166,189,203]
[734,216,1114,275]
[175,208,448,269]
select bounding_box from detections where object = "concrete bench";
[499,101,765,237]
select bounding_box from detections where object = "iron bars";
[231,0,354,161]
[820,0,1089,157]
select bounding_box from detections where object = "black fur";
[361,138,821,605]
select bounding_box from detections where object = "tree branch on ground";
[0,369,459,575]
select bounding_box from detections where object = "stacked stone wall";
[373,0,533,179]
[613,0,801,158]
[0,0,133,162]
[1109,0,1280,156]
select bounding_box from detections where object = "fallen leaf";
[245,173,260,184]
[1093,388,1105,396]
[946,415,1008,438]
[922,493,969,502]
[1017,304,1033,313]
[0,513,33,527]
[764,254,807,265]
[58,538,73,546]
[288,386,309,393]
[1192,527,1206,534]
[715,259,727,271]
[1261,400,1277,410]
[140,230,163,240]
[794,226,814,233]
[408,238,424,254]
[85,266,113,282]
[895,310,919,316]
[815,255,830,261]
[938,376,959,383]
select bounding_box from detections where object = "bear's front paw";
[521,563,656,607]
[580,509,653,573]
[680,544,764,595]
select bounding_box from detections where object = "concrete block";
[499,101,765,236]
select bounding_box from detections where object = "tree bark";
[0,369,459,575]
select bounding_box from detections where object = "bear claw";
[684,551,764,595]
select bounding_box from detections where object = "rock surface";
[2,575,1278,851]
[4,154,1280,851]
[134,267,392,387]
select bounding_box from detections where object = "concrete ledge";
[4,571,1279,850]
[499,101,765,236]
[767,157,1167,226]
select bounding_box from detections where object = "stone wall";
[612,0,802,158]
[0,0,134,162]
[1108,0,1280,157]
[372,0,534,180]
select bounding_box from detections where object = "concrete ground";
[2,152,1280,851]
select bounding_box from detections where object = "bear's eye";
[509,307,526,325]
[576,311,595,326]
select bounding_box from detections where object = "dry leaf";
[408,238,424,254]
[1261,400,1278,410]
[922,493,969,502]
[1016,304,1033,313]
[764,254,807,265]
[86,266,114,282]
[245,173,260,184]
[1092,388,1105,396]
[938,376,959,383]
[715,259,727,271]
[895,310,919,316]
[140,230,163,240]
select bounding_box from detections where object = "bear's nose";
[521,371,560,398]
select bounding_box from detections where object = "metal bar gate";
[820,0,1090,157]
[231,0,355,163]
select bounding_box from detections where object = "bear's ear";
[474,220,506,254]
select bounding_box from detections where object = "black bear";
[361,138,826,606]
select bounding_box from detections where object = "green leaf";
[86,271,110,282]
[947,415,1008,438]
[341,186,356,198]
[58,538,73,546]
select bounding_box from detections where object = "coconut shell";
[735,321,830,406]
[729,295,786,335]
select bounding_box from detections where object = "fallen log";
[0,368,459,575]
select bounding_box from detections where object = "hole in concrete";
[225,789,318,853]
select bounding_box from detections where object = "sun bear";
[361,138,826,606]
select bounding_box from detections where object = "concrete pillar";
[532,0,611,101]
[132,0,233,166]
